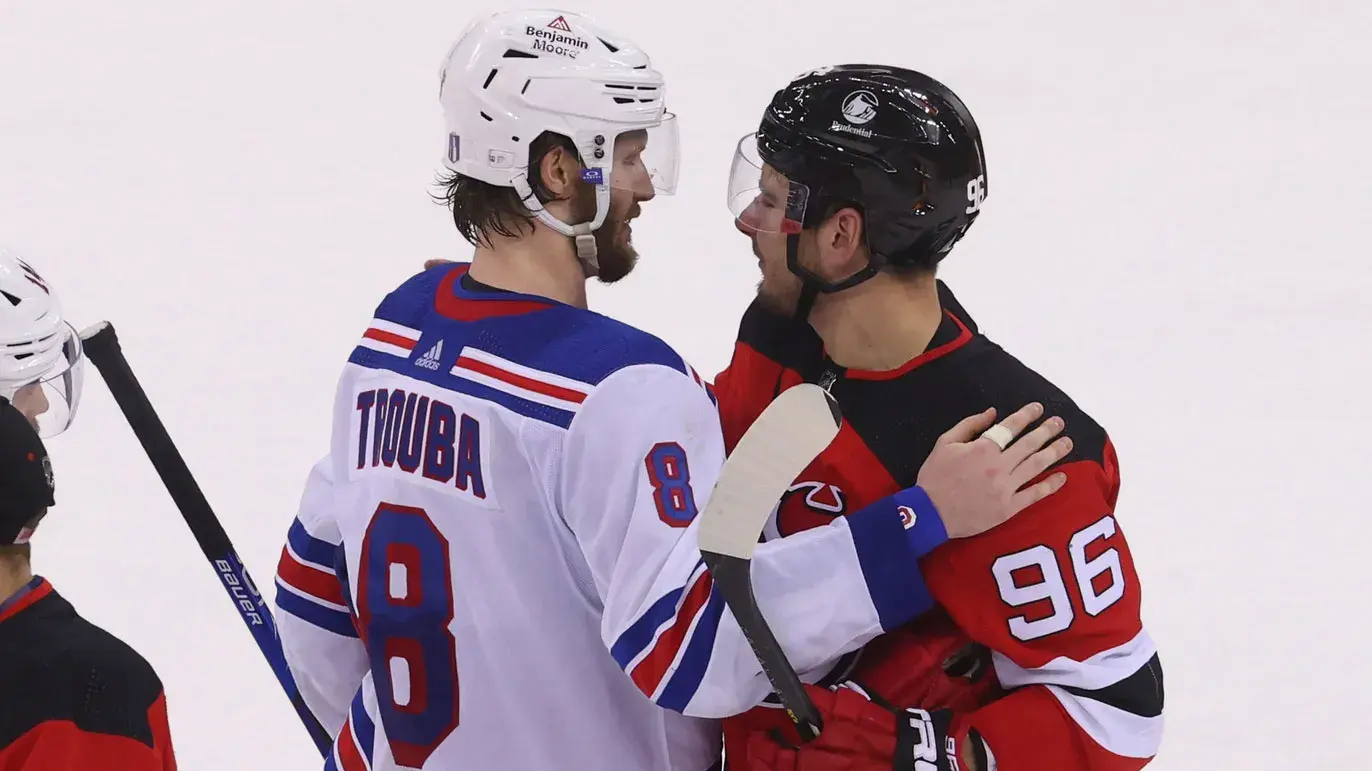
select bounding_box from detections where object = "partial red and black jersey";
[713,283,1164,771]
[0,579,177,771]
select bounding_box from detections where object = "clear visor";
[586,113,681,197]
[2,322,84,438]
[726,132,811,234]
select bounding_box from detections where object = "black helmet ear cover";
[0,396,55,546]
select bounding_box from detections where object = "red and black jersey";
[713,283,1164,771]
[0,578,177,771]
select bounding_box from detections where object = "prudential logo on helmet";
[841,91,879,125]
[832,90,879,139]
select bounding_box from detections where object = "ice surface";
[2,1,1369,768]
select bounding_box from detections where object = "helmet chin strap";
[514,174,611,278]
[785,232,883,324]
[789,234,821,323]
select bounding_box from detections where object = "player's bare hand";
[916,403,1071,538]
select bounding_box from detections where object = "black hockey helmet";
[728,64,988,300]
[0,396,54,546]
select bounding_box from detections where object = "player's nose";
[736,197,766,236]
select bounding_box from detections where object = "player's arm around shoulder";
[564,362,947,718]
[557,361,738,711]
[561,367,1062,720]
[561,359,926,718]
[924,429,1164,770]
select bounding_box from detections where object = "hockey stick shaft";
[79,321,332,757]
[696,384,843,742]
[702,552,823,740]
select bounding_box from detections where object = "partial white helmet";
[438,8,679,271]
[0,248,83,438]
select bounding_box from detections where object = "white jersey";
[273,264,940,770]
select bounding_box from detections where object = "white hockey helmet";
[0,248,83,438]
[438,9,679,270]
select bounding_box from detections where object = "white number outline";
[964,174,987,214]
[991,515,1126,642]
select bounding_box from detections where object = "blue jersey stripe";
[275,582,360,639]
[656,588,726,711]
[362,263,698,405]
[348,346,578,429]
[349,689,376,763]
[287,518,341,571]
[610,581,690,669]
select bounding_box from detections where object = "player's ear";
[816,206,867,281]
[538,145,582,202]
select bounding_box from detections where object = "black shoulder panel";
[836,336,1110,487]
[0,592,163,749]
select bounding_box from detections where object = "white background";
[2,1,1369,768]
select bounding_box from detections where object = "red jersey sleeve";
[922,439,1163,770]
[0,692,177,771]
[712,301,818,453]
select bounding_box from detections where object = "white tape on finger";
[980,423,1014,451]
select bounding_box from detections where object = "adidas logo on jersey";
[415,340,444,371]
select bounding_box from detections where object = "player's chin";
[594,230,638,284]
[755,284,797,316]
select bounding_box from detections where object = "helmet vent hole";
[502,49,538,59]
[1,290,19,307]
[480,112,494,122]
[482,69,498,89]
[521,79,531,95]
[599,38,619,52]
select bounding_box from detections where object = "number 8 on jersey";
[357,503,460,768]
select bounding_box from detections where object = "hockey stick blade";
[697,383,841,558]
[697,383,842,741]
[79,321,333,757]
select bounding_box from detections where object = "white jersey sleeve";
[562,363,946,718]
[274,456,369,738]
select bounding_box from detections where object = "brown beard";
[754,243,804,317]
[756,278,801,316]
[567,182,638,285]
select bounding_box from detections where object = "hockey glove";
[742,682,989,771]
[844,609,1003,715]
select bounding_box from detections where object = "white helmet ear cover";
[2,324,84,438]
